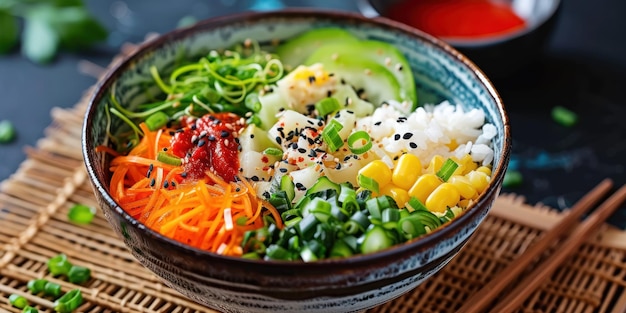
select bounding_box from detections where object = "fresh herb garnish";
[0,0,107,64]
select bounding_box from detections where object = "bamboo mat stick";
[457,179,614,313]
[489,184,626,313]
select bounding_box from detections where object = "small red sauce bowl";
[359,0,562,77]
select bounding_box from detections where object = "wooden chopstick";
[489,183,626,312]
[456,179,615,313]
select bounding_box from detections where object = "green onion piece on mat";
[27,279,48,294]
[347,130,372,154]
[68,204,96,225]
[44,281,62,298]
[0,120,16,143]
[53,289,83,313]
[23,305,39,313]
[262,147,283,156]
[551,105,578,127]
[436,158,459,182]
[9,294,28,309]
[68,265,91,284]
[503,170,523,188]
[48,254,72,276]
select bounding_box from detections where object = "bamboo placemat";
[2,49,626,313]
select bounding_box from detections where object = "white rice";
[355,100,496,168]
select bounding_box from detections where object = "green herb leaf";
[22,6,59,64]
[0,9,18,54]
[50,6,107,50]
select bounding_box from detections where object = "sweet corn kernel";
[448,175,477,199]
[466,170,490,193]
[458,199,471,208]
[446,139,459,150]
[426,155,444,174]
[358,160,392,189]
[392,154,422,189]
[381,184,410,208]
[459,154,477,175]
[408,173,442,203]
[426,183,460,213]
[476,166,492,176]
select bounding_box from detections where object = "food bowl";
[82,9,511,313]
[358,0,562,78]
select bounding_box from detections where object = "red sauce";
[386,0,526,39]
[171,113,245,182]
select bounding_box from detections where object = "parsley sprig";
[0,0,107,64]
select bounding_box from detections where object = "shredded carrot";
[104,122,280,256]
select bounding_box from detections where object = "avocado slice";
[275,28,359,71]
[305,45,404,108]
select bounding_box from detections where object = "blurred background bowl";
[83,9,511,313]
[358,0,562,78]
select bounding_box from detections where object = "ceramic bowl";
[82,9,511,313]
[358,0,562,78]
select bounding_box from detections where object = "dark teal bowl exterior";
[82,10,511,313]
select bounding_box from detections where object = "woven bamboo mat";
[2,50,626,313]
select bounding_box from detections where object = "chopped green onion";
[551,105,578,127]
[145,111,170,131]
[48,254,72,276]
[315,97,341,116]
[397,215,426,239]
[365,198,382,220]
[265,245,293,261]
[157,152,182,166]
[68,265,91,284]
[27,279,47,294]
[357,174,379,193]
[360,225,394,254]
[245,93,262,112]
[9,294,28,309]
[347,130,372,154]
[23,306,38,313]
[329,239,354,258]
[44,281,61,298]
[53,289,83,313]
[67,204,96,225]
[297,214,319,240]
[382,208,401,224]
[503,170,523,188]
[436,158,459,182]
[263,147,283,156]
[406,197,428,212]
[0,120,16,143]
[322,121,344,152]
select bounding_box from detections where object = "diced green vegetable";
[67,204,96,225]
[68,265,91,284]
[27,279,48,294]
[48,254,72,276]
[145,111,170,131]
[9,294,28,309]
[347,130,372,154]
[0,120,16,143]
[503,170,523,188]
[53,289,83,313]
[315,97,341,116]
[44,281,62,298]
[551,106,578,127]
[156,152,182,166]
[436,158,459,182]
[23,305,39,313]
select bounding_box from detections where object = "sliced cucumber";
[305,48,403,107]
[305,176,341,197]
[280,174,296,203]
[275,28,359,71]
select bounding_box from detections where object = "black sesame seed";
[276,137,282,144]
[327,90,332,97]
[181,172,188,178]
[250,134,255,139]
[409,142,418,149]
[403,133,414,140]
[163,147,168,151]
[169,131,176,136]
[374,121,382,126]
[221,130,229,138]
[176,128,185,133]
[308,76,316,83]
[207,135,216,141]
[394,134,401,141]
[171,181,176,187]
[295,182,306,190]
[251,176,260,182]
[208,115,216,121]
[346,110,354,114]
[279,168,288,173]
[297,148,306,153]
[150,178,156,187]
[197,139,206,147]
[191,124,197,130]
[149,164,154,171]
[163,181,169,188]
[262,191,271,198]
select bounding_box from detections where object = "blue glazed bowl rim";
[82,8,511,270]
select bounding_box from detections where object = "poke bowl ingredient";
[98,27,496,261]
